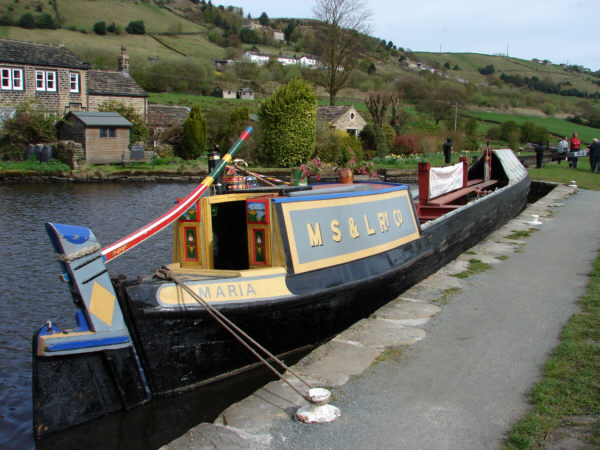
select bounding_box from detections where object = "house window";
[69,73,80,93]
[1,68,24,90]
[99,127,116,138]
[35,70,57,92]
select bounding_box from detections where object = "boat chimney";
[118,45,129,74]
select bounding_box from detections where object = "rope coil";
[55,243,101,263]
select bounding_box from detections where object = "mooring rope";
[55,243,101,263]
[155,269,315,400]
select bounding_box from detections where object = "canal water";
[0,182,284,449]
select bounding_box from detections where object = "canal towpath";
[163,184,600,449]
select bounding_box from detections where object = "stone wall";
[88,94,146,118]
[55,141,85,170]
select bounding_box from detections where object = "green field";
[467,111,600,143]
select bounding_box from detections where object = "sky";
[229,0,600,72]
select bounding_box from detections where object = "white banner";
[429,163,464,198]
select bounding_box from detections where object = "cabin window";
[99,127,116,138]
[1,68,23,90]
[35,70,57,92]
[69,73,80,93]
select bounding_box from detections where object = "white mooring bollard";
[295,388,341,424]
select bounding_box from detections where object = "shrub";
[35,12,57,29]
[178,104,207,159]
[107,22,117,33]
[519,121,548,144]
[17,13,35,28]
[541,102,556,116]
[125,20,145,35]
[0,100,58,161]
[316,127,364,166]
[392,134,420,156]
[258,79,317,167]
[93,21,106,35]
[478,64,495,75]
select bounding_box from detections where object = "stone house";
[317,105,367,137]
[57,111,132,164]
[0,39,89,116]
[273,31,285,42]
[0,39,147,120]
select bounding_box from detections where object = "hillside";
[1,0,599,130]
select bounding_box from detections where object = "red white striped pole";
[101,126,253,262]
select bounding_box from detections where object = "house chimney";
[118,45,129,74]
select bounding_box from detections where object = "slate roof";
[0,39,89,69]
[67,111,132,127]
[147,104,190,127]
[317,105,356,123]
[87,70,147,98]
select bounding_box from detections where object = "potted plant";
[292,158,325,185]
[336,148,377,183]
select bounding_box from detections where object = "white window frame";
[1,68,24,90]
[69,72,79,93]
[35,70,57,92]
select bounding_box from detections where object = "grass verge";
[503,252,600,448]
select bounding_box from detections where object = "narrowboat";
[32,128,530,437]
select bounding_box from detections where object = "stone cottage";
[317,105,367,137]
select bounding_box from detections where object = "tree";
[416,86,466,124]
[17,13,35,28]
[179,104,208,159]
[258,12,270,26]
[93,21,107,35]
[258,79,317,167]
[98,101,150,146]
[310,0,372,105]
[125,20,145,34]
[366,91,391,128]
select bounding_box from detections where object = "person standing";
[557,136,569,164]
[589,138,600,173]
[535,142,545,169]
[442,138,452,164]
[569,132,581,168]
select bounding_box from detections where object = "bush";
[519,121,548,144]
[478,64,495,75]
[392,134,420,156]
[0,101,58,161]
[315,127,364,166]
[178,104,207,159]
[125,20,145,35]
[258,79,317,167]
[93,21,106,35]
[17,13,35,28]
[35,13,57,29]
[541,102,557,116]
